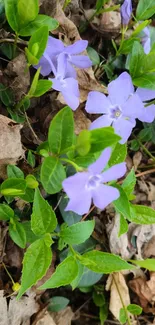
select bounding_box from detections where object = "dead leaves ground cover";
[1,1,155,325]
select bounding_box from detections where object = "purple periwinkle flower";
[34,36,92,77]
[62,148,126,215]
[136,87,155,122]
[121,0,132,26]
[140,26,151,54]
[85,72,146,144]
[49,53,80,110]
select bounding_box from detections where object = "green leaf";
[60,221,95,245]
[74,152,100,168]
[127,304,142,315]
[59,193,82,226]
[17,0,38,25]
[129,41,145,78]
[128,204,155,224]
[32,80,52,97]
[133,73,155,90]
[0,43,14,60]
[76,130,91,156]
[0,83,14,106]
[27,150,35,167]
[9,219,26,248]
[25,48,39,65]
[99,304,108,325]
[81,251,134,273]
[130,139,140,151]
[138,128,152,142]
[18,14,59,36]
[41,156,66,194]
[22,221,41,243]
[48,296,69,312]
[17,234,52,299]
[136,0,155,20]
[119,308,127,324]
[27,25,48,61]
[71,262,84,289]
[48,106,74,155]
[122,169,136,197]
[0,203,14,220]
[93,291,105,307]
[7,165,24,179]
[87,47,100,65]
[5,0,19,32]
[108,143,127,167]
[119,214,128,237]
[0,178,26,196]
[77,267,102,288]
[18,187,34,202]
[113,185,131,219]
[39,256,78,289]
[31,188,57,235]
[25,175,38,189]
[28,68,40,97]
[90,127,121,153]
[118,38,139,55]
[132,20,151,37]
[96,0,104,11]
[130,258,155,271]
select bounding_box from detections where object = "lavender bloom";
[34,36,92,77]
[85,72,147,144]
[62,148,126,215]
[49,53,80,111]
[140,26,151,54]
[136,87,155,122]
[121,0,132,26]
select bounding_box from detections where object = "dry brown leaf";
[128,223,155,259]
[4,53,30,102]
[32,308,56,325]
[106,214,135,260]
[143,235,155,258]
[74,109,91,134]
[0,115,24,179]
[133,151,142,171]
[0,115,24,165]
[106,273,130,320]
[0,290,39,325]
[52,306,74,325]
[129,273,155,309]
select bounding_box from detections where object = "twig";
[135,168,155,178]
[81,204,95,221]
[24,112,42,145]
[0,38,27,45]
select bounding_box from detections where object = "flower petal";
[138,104,155,123]
[85,91,110,114]
[62,172,89,197]
[136,87,155,101]
[34,55,52,76]
[113,117,135,144]
[65,62,77,78]
[122,93,144,119]
[108,72,134,106]
[69,55,92,68]
[65,40,88,54]
[57,53,68,79]
[45,36,64,58]
[92,184,120,210]
[89,115,112,130]
[49,77,62,92]
[61,78,80,110]
[101,162,126,183]
[88,147,112,174]
[65,190,92,215]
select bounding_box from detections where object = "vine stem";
[134,136,155,161]
[0,38,27,45]
[112,274,131,325]
[24,112,42,145]
[13,33,19,57]
[2,262,15,285]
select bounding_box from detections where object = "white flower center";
[86,174,102,190]
[110,106,122,119]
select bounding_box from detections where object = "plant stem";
[112,274,131,325]
[60,158,83,171]
[135,136,155,161]
[0,38,27,45]
[2,262,15,285]
[13,33,19,57]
